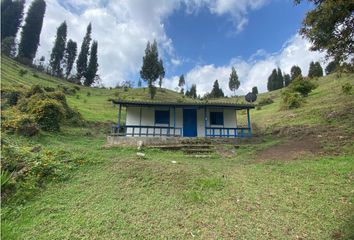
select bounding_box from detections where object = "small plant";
[281,89,303,109]
[18,69,28,76]
[43,86,56,92]
[76,94,80,99]
[5,90,22,106]
[1,170,13,188]
[342,83,352,95]
[33,73,39,78]
[27,85,44,97]
[87,91,91,97]
[74,86,80,91]
[258,97,274,106]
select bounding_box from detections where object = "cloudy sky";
[29,0,327,95]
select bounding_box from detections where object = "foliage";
[1,36,16,57]
[140,40,164,99]
[267,68,284,91]
[158,59,165,88]
[295,0,354,63]
[84,41,98,86]
[290,77,318,97]
[1,108,39,136]
[258,97,274,106]
[341,83,352,95]
[76,23,92,81]
[178,74,185,91]
[18,68,28,76]
[17,0,46,63]
[228,66,240,95]
[325,60,339,74]
[284,73,291,86]
[3,89,22,106]
[64,39,77,79]
[252,86,258,95]
[308,61,323,78]
[281,89,303,109]
[185,84,197,99]
[208,80,225,98]
[1,0,25,40]
[49,21,67,77]
[290,65,302,81]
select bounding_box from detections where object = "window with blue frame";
[155,110,170,124]
[210,111,224,125]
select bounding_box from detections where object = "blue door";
[183,109,197,137]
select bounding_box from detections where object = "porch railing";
[205,127,251,138]
[111,125,182,137]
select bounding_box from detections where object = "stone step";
[183,148,214,154]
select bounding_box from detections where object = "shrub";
[30,99,65,131]
[27,85,44,97]
[1,109,39,136]
[74,86,80,91]
[33,73,39,78]
[5,90,22,106]
[57,85,76,95]
[18,69,28,76]
[87,91,91,96]
[290,77,317,97]
[43,86,56,92]
[281,90,303,109]
[258,97,274,106]
[342,83,352,95]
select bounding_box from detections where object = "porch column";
[117,104,122,133]
[139,106,142,136]
[247,108,251,137]
[173,106,176,136]
[204,107,207,137]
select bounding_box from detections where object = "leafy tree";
[158,59,165,88]
[290,65,302,81]
[140,40,163,99]
[17,0,46,63]
[308,61,323,78]
[178,74,185,94]
[186,84,197,99]
[325,60,339,74]
[284,73,291,86]
[1,0,25,40]
[76,23,92,82]
[252,86,258,94]
[267,69,277,91]
[228,66,240,96]
[84,41,98,86]
[209,80,224,98]
[64,39,77,79]
[295,0,354,63]
[49,21,67,77]
[1,36,16,57]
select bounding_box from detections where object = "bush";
[30,99,65,131]
[1,109,39,136]
[290,77,317,97]
[43,86,56,92]
[342,83,352,95]
[33,73,39,78]
[258,97,274,106]
[18,69,28,76]
[87,91,91,97]
[57,85,76,95]
[74,86,80,91]
[27,85,44,97]
[281,90,303,109]
[5,90,22,106]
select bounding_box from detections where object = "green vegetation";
[1,56,354,239]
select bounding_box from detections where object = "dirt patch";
[255,137,323,162]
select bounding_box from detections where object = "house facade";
[111,100,254,138]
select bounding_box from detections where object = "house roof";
[111,99,255,109]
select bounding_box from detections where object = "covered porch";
[111,100,254,138]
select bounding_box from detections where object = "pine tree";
[188,84,197,99]
[228,66,240,96]
[290,65,302,81]
[64,39,77,79]
[308,61,323,78]
[178,74,185,94]
[17,0,46,63]
[140,40,163,99]
[210,80,224,98]
[1,0,25,40]
[49,21,67,77]
[84,41,98,86]
[267,69,277,91]
[314,62,323,77]
[325,60,339,75]
[308,61,316,78]
[284,73,291,86]
[76,23,92,82]
[252,86,258,94]
[275,68,284,90]
[158,59,165,88]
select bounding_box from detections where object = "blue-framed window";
[155,110,170,124]
[210,112,223,125]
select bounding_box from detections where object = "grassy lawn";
[2,128,354,239]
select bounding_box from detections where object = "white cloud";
[24,0,272,87]
[163,34,327,96]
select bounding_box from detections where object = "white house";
[111,100,254,138]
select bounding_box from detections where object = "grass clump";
[342,83,352,95]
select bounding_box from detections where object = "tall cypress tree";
[17,0,46,63]
[228,66,240,96]
[275,68,284,90]
[64,39,77,79]
[158,59,165,88]
[84,41,98,86]
[267,69,277,91]
[210,80,224,98]
[178,74,185,94]
[140,40,163,99]
[49,21,67,77]
[284,73,291,86]
[1,0,25,40]
[314,62,323,77]
[187,84,197,99]
[252,86,258,94]
[76,23,92,82]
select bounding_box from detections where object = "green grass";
[2,128,353,239]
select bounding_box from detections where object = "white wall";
[125,106,237,137]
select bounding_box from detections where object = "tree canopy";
[209,80,225,98]
[84,41,98,86]
[228,66,240,95]
[1,0,25,41]
[308,61,323,78]
[50,21,67,77]
[76,23,92,82]
[290,65,303,81]
[64,39,77,79]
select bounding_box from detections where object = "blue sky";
[33,0,325,95]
